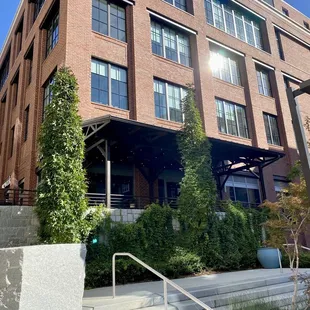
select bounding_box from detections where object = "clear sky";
[0,0,310,53]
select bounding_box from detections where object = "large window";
[263,113,281,146]
[24,105,30,142]
[34,0,45,21]
[164,0,187,12]
[43,76,54,118]
[205,0,263,50]
[275,30,285,60]
[91,58,128,110]
[46,13,59,56]
[209,49,241,86]
[92,0,126,42]
[256,67,272,97]
[151,21,191,67]
[0,50,10,91]
[154,79,186,123]
[226,175,261,207]
[216,98,249,138]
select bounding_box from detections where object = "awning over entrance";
[83,115,285,206]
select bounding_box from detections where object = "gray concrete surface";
[0,244,86,310]
[0,205,38,248]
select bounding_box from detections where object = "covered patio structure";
[83,115,284,209]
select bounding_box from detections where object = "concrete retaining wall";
[0,206,39,248]
[110,208,144,223]
[0,244,86,310]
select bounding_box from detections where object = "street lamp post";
[286,79,310,199]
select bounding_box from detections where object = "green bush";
[85,202,266,289]
[282,252,310,268]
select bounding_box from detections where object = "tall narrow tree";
[36,67,102,244]
[177,86,217,253]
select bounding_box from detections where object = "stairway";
[83,271,308,310]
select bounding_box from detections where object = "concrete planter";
[0,243,86,310]
[257,247,281,269]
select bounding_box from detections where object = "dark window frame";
[24,105,30,142]
[215,98,249,139]
[92,0,127,42]
[10,125,15,158]
[263,113,281,146]
[0,49,11,91]
[282,7,289,17]
[91,58,128,110]
[46,13,59,57]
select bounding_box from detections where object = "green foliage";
[282,252,310,268]
[36,67,102,244]
[136,204,175,262]
[177,86,217,252]
[85,202,266,289]
[203,202,265,270]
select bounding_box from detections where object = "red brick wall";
[1,0,310,203]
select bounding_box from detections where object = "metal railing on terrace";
[0,189,36,206]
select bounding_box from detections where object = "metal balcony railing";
[0,189,36,206]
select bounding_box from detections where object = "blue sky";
[0,0,310,52]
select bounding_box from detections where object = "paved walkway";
[83,268,308,300]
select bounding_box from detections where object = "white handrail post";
[112,254,116,298]
[278,248,283,273]
[164,280,168,310]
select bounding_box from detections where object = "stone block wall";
[110,208,144,223]
[0,206,39,248]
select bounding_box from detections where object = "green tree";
[177,86,217,254]
[263,163,310,310]
[36,67,102,244]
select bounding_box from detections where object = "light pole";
[286,79,310,199]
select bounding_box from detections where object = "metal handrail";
[278,244,310,273]
[112,253,212,310]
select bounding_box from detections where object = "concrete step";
[164,275,292,304]
[82,293,163,310]
[166,283,306,310]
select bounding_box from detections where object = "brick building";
[0,0,310,208]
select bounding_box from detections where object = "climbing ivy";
[36,67,102,244]
[177,86,217,253]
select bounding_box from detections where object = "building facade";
[1,0,310,208]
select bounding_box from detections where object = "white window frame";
[206,0,263,50]
[164,0,187,12]
[225,175,261,205]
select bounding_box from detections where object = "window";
[34,0,45,21]
[154,79,186,123]
[304,21,310,30]
[151,20,191,67]
[24,105,30,142]
[11,71,20,107]
[46,13,59,56]
[209,49,241,86]
[164,0,187,11]
[25,44,34,86]
[262,0,274,6]
[282,8,289,17]
[0,50,10,91]
[263,113,281,146]
[0,95,6,130]
[216,98,249,138]
[205,0,264,50]
[15,18,24,57]
[92,0,126,42]
[274,178,288,195]
[10,126,15,158]
[256,67,272,97]
[275,30,285,60]
[43,76,54,118]
[226,175,261,207]
[91,58,128,110]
